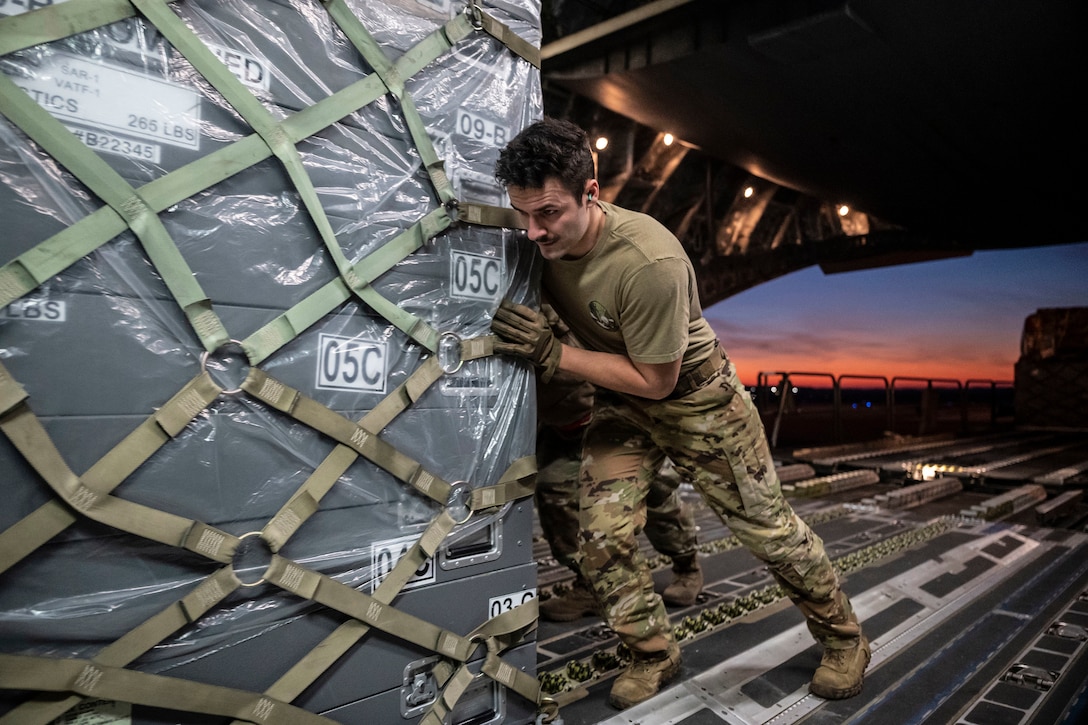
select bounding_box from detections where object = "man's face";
[507,177,598,261]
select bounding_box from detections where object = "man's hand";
[491,300,562,382]
[541,303,570,339]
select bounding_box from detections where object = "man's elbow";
[642,379,676,400]
[630,359,681,400]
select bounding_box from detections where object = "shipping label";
[2,297,66,322]
[316,333,388,394]
[370,533,436,592]
[488,588,536,620]
[12,53,201,151]
[0,0,73,17]
[449,250,503,302]
[455,108,509,148]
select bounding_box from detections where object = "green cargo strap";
[0,131,269,311]
[483,648,550,712]
[0,63,390,313]
[417,664,477,725]
[0,654,334,725]
[259,354,449,550]
[467,0,541,69]
[0,373,220,575]
[367,355,445,431]
[343,227,454,350]
[264,554,478,662]
[259,448,357,552]
[133,0,370,300]
[471,592,539,644]
[256,338,505,548]
[471,454,537,510]
[418,599,542,725]
[3,566,241,725]
[0,73,229,352]
[241,281,353,365]
[242,207,451,363]
[0,0,135,56]
[324,0,460,206]
[84,371,222,483]
[0,360,28,415]
[0,399,245,563]
[0,63,391,312]
[259,333,499,550]
[0,503,75,578]
[456,202,525,230]
[242,368,454,506]
[227,509,464,722]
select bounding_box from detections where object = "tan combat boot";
[809,633,870,699]
[661,560,703,607]
[608,642,682,709]
[539,577,598,622]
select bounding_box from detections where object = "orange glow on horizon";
[728,351,1015,389]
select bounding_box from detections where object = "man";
[490,117,869,710]
[537,367,702,621]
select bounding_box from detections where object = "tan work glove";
[541,303,571,339]
[491,299,562,382]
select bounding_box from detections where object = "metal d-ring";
[446,481,473,525]
[466,0,484,30]
[535,697,560,725]
[437,331,465,374]
[233,531,268,587]
[200,338,248,395]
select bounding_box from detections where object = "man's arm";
[490,300,681,398]
[558,344,680,400]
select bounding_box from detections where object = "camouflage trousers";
[575,362,862,655]
[536,425,698,575]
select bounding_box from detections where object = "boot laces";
[821,645,855,671]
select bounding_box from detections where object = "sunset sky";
[704,240,1088,388]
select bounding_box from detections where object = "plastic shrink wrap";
[0,0,544,722]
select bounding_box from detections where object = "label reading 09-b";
[316,333,387,394]
[450,250,503,302]
[455,109,509,147]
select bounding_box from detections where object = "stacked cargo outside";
[0,1,543,723]
[1014,307,1088,429]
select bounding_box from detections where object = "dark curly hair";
[494,117,595,200]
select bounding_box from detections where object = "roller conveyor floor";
[532,429,1088,725]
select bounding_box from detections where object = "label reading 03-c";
[488,588,536,620]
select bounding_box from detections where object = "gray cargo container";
[0,0,543,722]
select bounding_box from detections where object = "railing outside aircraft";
[755,371,1015,448]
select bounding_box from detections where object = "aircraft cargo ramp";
[535,429,1088,725]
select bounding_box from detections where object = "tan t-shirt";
[543,201,718,376]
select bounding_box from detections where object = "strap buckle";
[465,0,484,30]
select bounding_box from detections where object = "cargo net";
[0,1,551,723]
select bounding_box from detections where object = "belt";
[669,342,728,399]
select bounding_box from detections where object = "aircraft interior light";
[595,136,608,150]
[663,133,675,146]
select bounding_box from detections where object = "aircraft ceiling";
[541,0,1088,253]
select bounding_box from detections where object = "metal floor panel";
[537,503,1088,725]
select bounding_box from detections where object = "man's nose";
[527,219,547,241]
